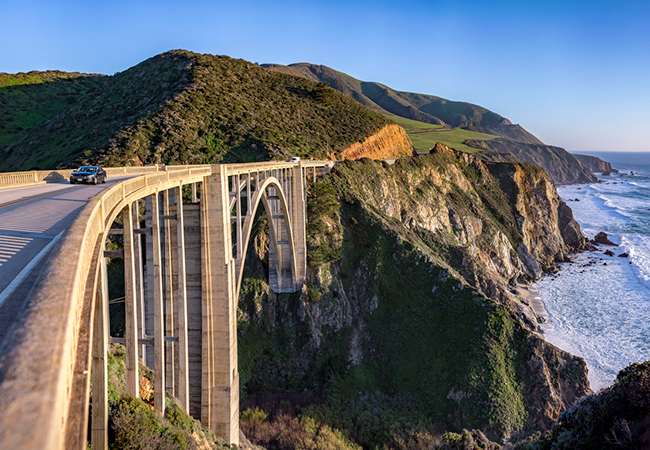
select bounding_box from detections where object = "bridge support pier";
[174,185,191,413]
[123,203,140,398]
[201,166,239,445]
[91,249,109,450]
[151,191,167,413]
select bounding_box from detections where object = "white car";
[290,157,301,162]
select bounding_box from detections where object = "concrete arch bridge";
[0,161,333,450]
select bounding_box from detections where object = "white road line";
[0,230,65,307]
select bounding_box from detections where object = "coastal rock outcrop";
[594,231,618,246]
[572,153,619,174]
[466,138,597,185]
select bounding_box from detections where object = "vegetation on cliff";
[0,51,395,171]
[237,151,590,449]
[516,361,650,449]
[100,344,233,450]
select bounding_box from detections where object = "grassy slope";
[0,51,391,171]
[1,51,196,170]
[384,112,499,153]
[0,71,104,148]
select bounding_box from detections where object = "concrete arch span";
[234,175,299,297]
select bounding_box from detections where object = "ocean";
[534,151,650,391]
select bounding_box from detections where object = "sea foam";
[535,153,650,391]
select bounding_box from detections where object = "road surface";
[0,180,124,346]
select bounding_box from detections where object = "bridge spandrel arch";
[233,175,301,296]
[200,163,309,443]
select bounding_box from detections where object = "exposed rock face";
[466,138,597,185]
[336,123,415,160]
[238,150,591,446]
[572,153,619,174]
[486,160,586,272]
[594,231,618,246]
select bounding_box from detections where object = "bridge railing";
[0,162,328,190]
[0,165,165,190]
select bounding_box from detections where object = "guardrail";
[0,166,212,450]
[0,162,332,191]
[0,165,164,190]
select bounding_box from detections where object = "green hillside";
[0,71,104,148]
[0,51,391,171]
[384,112,499,154]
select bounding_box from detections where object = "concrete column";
[133,201,147,366]
[123,203,139,397]
[91,253,109,450]
[202,165,239,445]
[200,180,214,427]
[144,196,154,370]
[163,190,175,397]
[151,192,166,413]
[175,185,190,413]
[291,165,307,289]
[179,203,203,420]
[235,174,242,260]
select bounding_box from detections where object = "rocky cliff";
[466,138,597,185]
[572,153,619,174]
[237,148,591,448]
[335,123,415,160]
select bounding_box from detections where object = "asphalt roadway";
[0,179,125,347]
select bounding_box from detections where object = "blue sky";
[3,0,650,152]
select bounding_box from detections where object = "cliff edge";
[466,138,597,185]
[572,153,619,174]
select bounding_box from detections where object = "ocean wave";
[625,234,650,290]
[543,180,650,390]
[536,250,650,390]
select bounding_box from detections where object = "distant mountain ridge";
[262,63,543,145]
[263,62,599,185]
